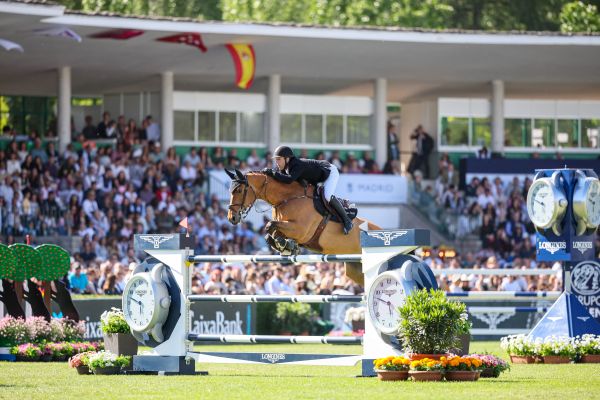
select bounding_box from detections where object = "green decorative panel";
[35,244,71,281]
[0,243,17,280]
[8,243,41,281]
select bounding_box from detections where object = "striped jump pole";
[188,294,364,303]
[447,291,561,301]
[188,254,362,264]
[188,334,363,345]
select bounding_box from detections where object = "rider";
[262,145,353,234]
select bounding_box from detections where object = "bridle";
[228,174,269,219]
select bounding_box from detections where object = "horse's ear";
[225,169,236,180]
[235,169,245,181]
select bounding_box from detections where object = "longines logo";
[139,234,175,249]
[573,241,593,255]
[261,353,286,363]
[539,241,566,255]
[367,230,407,246]
[571,261,600,296]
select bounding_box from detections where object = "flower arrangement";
[442,355,483,371]
[469,354,510,377]
[397,289,468,355]
[68,351,93,368]
[575,334,600,355]
[87,351,131,372]
[539,336,576,358]
[274,303,317,335]
[0,317,30,347]
[10,343,42,360]
[100,308,131,334]
[409,358,446,371]
[500,334,536,356]
[373,356,411,371]
[344,307,365,323]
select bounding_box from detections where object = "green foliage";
[100,308,131,334]
[274,302,317,335]
[560,1,600,32]
[396,289,467,354]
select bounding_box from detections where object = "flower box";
[92,366,122,375]
[76,365,92,375]
[510,355,536,364]
[542,355,571,364]
[445,370,480,381]
[409,370,443,382]
[103,333,138,357]
[580,354,600,363]
[480,368,499,378]
[375,370,409,381]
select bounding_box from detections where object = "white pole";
[161,71,174,151]
[267,74,281,156]
[57,66,71,152]
[373,78,387,169]
[491,79,505,154]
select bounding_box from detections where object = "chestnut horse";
[225,169,380,285]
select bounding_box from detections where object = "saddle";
[312,186,358,223]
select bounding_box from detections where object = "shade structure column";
[57,66,71,153]
[267,74,281,159]
[373,78,387,169]
[161,71,174,150]
[491,79,505,155]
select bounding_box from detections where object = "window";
[174,111,195,141]
[556,119,579,148]
[581,119,599,148]
[326,115,343,144]
[197,111,216,141]
[240,112,264,143]
[305,115,323,143]
[347,116,370,145]
[281,114,302,143]
[533,119,554,148]
[472,118,491,147]
[505,118,531,147]
[219,112,237,142]
[440,117,469,146]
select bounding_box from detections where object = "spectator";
[145,115,160,142]
[387,121,399,161]
[82,115,97,139]
[408,125,434,179]
[68,264,88,294]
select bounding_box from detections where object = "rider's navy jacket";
[270,157,332,185]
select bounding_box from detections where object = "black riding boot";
[329,196,353,235]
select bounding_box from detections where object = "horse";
[224,169,381,286]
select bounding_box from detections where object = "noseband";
[228,175,268,219]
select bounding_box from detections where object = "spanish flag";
[226,44,255,90]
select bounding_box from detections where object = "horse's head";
[225,169,257,225]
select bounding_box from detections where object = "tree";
[560,1,600,33]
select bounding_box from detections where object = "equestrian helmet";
[274,145,295,158]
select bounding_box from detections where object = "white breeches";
[323,166,339,201]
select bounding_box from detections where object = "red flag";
[90,29,144,40]
[157,33,207,53]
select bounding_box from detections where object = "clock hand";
[376,297,391,304]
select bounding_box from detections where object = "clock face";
[527,179,556,228]
[585,179,600,227]
[368,273,406,334]
[124,276,155,331]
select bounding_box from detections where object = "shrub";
[0,317,30,347]
[275,303,317,335]
[397,289,467,354]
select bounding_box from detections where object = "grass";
[1,342,599,400]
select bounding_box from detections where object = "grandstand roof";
[1,1,600,100]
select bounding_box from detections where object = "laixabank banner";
[57,298,254,340]
[566,260,600,323]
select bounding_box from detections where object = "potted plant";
[0,316,29,354]
[443,355,483,381]
[540,336,575,364]
[408,358,445,381]
[470,354,510,378]
[87,351,131,375]
[68,351,93,375]
[344,306,366,332]
[500,335,537,364]
[397,289,468,359]
[373,356,410,381]
[100,308,138,356]
[576,334,600,363]
[10,343,42,361]
[275,303,317,335]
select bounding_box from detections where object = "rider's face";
[274,156,286,170]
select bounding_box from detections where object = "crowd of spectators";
[1,114,597,297]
